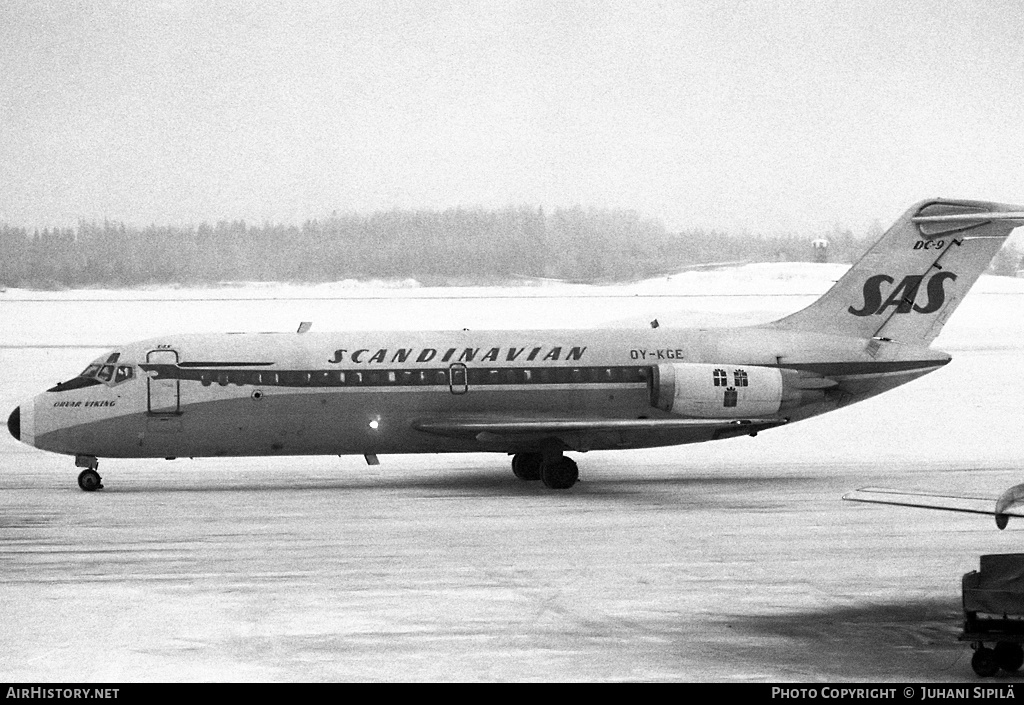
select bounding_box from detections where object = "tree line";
[0,206,1017,289]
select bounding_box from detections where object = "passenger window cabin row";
[193,365,653,388]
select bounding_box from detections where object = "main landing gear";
[75,455,103,492]
[511,452,579,489]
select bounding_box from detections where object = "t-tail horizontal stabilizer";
[912,210,1024,234]
[843,484,1024,530]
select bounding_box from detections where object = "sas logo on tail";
[848,272,957,316]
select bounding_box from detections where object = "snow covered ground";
[0,263,1019,347]
[1,264,1023,681]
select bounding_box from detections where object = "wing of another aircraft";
[844,485,1024,530]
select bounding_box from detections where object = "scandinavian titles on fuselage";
[327,346,587,365]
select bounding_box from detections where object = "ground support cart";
[962,554,1024,677]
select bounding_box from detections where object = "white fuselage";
[11,325,949,461]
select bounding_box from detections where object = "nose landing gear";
[75,455,103,492]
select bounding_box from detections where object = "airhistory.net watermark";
[6,689,118,699]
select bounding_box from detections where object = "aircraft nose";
[7,406,20,441]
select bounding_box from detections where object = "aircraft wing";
[412,416,788,450]
[844,485,1024,530]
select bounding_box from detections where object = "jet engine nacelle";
[650,363,820,418]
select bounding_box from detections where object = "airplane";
[7,198,1024,493]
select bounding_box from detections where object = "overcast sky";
[2,0,1023,235]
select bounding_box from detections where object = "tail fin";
[769,199,1024,344]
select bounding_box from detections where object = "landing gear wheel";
[972,646,1000,677]
[995,641,1024,672]
[540,456,579,489]
[77,469,103,492]
[511,453,543,481]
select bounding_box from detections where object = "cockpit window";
[49,358,135,392]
